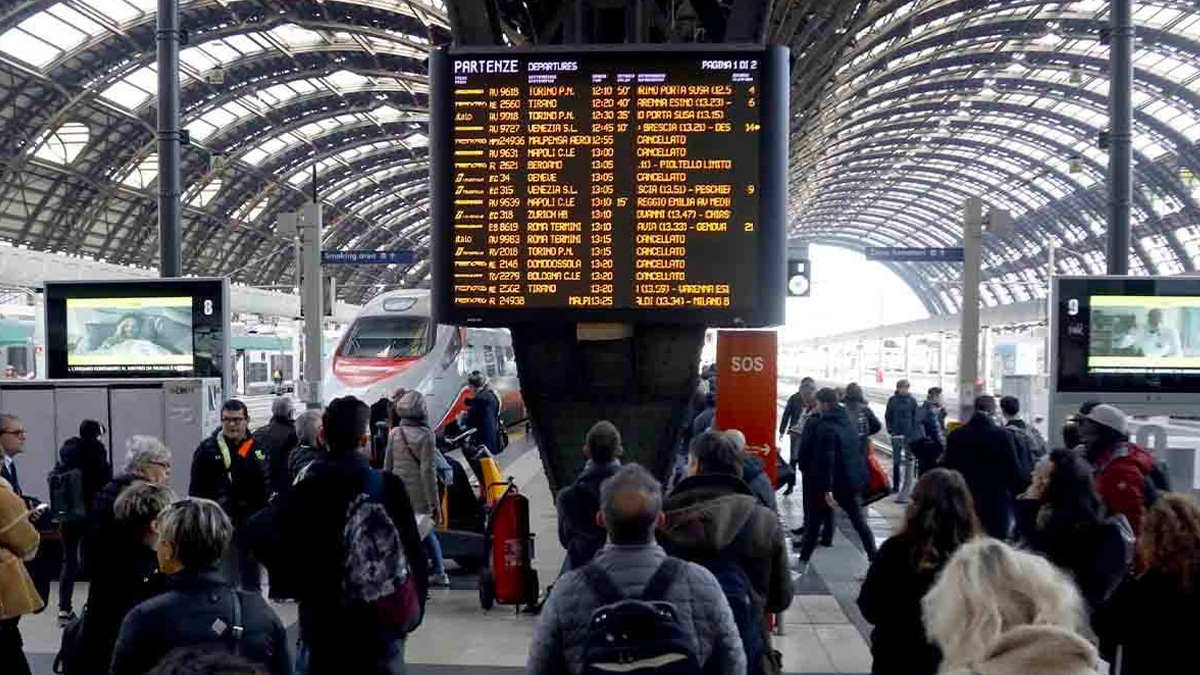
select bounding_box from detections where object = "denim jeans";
[423,531,445,576]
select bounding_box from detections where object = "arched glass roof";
[787,0,1200,313]
[1,0,1198,308]
[0,0,447,301]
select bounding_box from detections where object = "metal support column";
[1108,0,1133,275]
[157,0,182,278]
[938,331,946,392]
[302,201,324,410]
[959,198,984,421]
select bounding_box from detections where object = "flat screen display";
[45,279,229,380]
[430,45,788,326]
[1056,277,1200,392]
[66,297,195,373]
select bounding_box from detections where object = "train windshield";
[340,316,431,359]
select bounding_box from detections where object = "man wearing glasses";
[188,400,269,591]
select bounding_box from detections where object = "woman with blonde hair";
[923,537,1100,675]
[857,468,979,675]
[1096,493,1200,673]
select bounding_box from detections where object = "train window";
[340,316,431,359]
[248,362,269,383]
[505,346,517,376]
[6,346,28,375]
[442,328,463,373]
[483,344,497,378]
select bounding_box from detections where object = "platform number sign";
[787,258,811,297]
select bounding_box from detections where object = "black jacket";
[254,416,299,497]
[188,432,270,526]
[779,392,807,436]
[844,400,883,440]
[1014,500,1127,610]
[286,444,322,485]
[110,568,291,675]
[1095,570,1198,674]
[87,474,141,561]
[885,393,921,442]
[80,527,165,671]
[941,413,1029,539]
[464,386,502,454]
[1003,421,1035,480]
[857,536,943,675]
[799,406,867,496]
[556,459,621,570]
[58,436,113,508]
[243,451,427,675]
[916,401,945,449]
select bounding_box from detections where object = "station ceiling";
[0,1,1197,311]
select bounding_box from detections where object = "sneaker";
[58,610,76,627]
[431,573,451,587]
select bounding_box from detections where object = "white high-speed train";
[323,290,525,431]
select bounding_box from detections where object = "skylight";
[189,180,223,208]
[121,154,159,189]
[29,123,89,164]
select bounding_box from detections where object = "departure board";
[431,46,788,327]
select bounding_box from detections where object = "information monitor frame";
[44,278,231,382]
[1051,275,1200,396]
[430,44,788,327]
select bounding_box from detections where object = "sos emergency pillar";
[715,330,779,486]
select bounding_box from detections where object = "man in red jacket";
[1079,404,1157,536]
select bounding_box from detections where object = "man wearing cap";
[1079,404,1159,535]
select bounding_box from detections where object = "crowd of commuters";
[6,365,1200,675]
[0,389,434,675]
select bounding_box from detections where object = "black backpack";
[581,558,702,675]
[48,464,87,525]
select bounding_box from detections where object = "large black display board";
[431,45,787,327]
[1056,276,1200,393]
[45,279,230,380]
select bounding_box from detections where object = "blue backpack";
[698,525,769,675]
[580,557,702,674]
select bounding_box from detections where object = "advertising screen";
[1055,277,1200,393]
[65,297,195,374]
[45,279,229,380]
[430,45,788,327]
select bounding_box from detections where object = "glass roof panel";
[0,28,60,67]
[29,123,89,164]
[84,0,144,23]
[121,154,159,189]
[189,180,223,208]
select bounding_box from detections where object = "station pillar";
[958,198,984,421]
[511,324,705,496]
[300,201,324,410]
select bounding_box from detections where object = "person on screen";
[102,314,149,349]
[1118,308,1182,357]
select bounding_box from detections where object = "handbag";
[53,608,87,674]
[862,445,892,506]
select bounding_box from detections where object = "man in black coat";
[941,395,1029,540]
[797,388,878,572]
[464,371,502,455]
[912,387,947,476]
[885,380,921,447]
[254,397,299,499]
[244,396,427,675]
[189,399,269,591]
[55,419,113,621]
[556,420,622,571]
[778,378,815,496]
